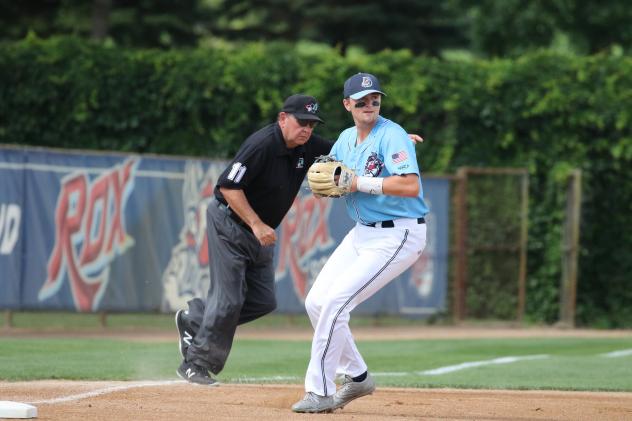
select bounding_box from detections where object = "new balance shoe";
[333,372,375,409]
[176,360,218,386]
[175,309,194,358]
[291,392,334,413]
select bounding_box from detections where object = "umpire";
[175,94,332,385]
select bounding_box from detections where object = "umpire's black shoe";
[176,360,219,386]
[175,309,193,358]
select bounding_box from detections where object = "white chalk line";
[371,372,409,377]
[237,355,551,382]
[234,375,299,382]
[601,348,632,358]
[416,355,550,376]
[29,380,185,405]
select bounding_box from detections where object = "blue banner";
[0,148,24,309]
[0,146,449,316]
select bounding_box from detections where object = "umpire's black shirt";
[215,123,332,229]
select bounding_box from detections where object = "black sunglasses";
[293,116,318,128]
[354,100,381,108]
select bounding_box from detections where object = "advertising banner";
[0,146,449,316]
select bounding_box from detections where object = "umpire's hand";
[252,221,276,247]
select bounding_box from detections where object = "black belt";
[216,199,252,233]
[363,217,425,228]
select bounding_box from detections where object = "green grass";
[1,336,632,391]
[1,311,177,330]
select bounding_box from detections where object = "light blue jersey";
[330,116,429,224]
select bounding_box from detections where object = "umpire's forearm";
[220,187,277,246]
[219,187,262,227]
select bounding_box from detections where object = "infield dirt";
[3,326,632,420]
[2,380,632,420]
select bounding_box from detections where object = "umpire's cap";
[282,94,324,123]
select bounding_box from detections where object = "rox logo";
[275,193,334,300]
[39,158,138,311]
[0,203,21,255]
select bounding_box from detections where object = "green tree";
[106,0,209,48]
[207,0,307,42]
[306,0,466,55]
[208,0,467,55]
[547,0,632,54]
[460,0,632,56]
[0,0,209,48]
[0,0,91,40]
[464,0,557,57]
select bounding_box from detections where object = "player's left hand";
[307,155,355,197]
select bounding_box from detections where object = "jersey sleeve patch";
[227,162,247,183]
[391,150,408,163]
[391,150,413,172]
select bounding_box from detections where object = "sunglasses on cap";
[354,100,381,108]
[293,115,319,128]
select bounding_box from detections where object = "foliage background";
[2,1,631,56]
[1,37,630,326]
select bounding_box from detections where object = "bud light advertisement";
[0,146,449,316]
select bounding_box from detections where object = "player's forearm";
[353,174,419,197]
[384,174,420,197]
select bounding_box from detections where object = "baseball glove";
[307,155,355,197]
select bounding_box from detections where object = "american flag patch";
[391,151,408,163]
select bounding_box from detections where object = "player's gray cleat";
[291,392,334,413]
[333,372,375,409]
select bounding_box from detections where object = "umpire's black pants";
[185,199,276,375]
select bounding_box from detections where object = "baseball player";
[293,73,428,413]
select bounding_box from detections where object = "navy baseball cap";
[281,94,324,123]
[343,73,387,100]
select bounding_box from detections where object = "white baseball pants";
[303,218,427,396]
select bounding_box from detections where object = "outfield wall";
[0,145,449,316]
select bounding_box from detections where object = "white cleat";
[291,392,334,413]
[333,372,376,409]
